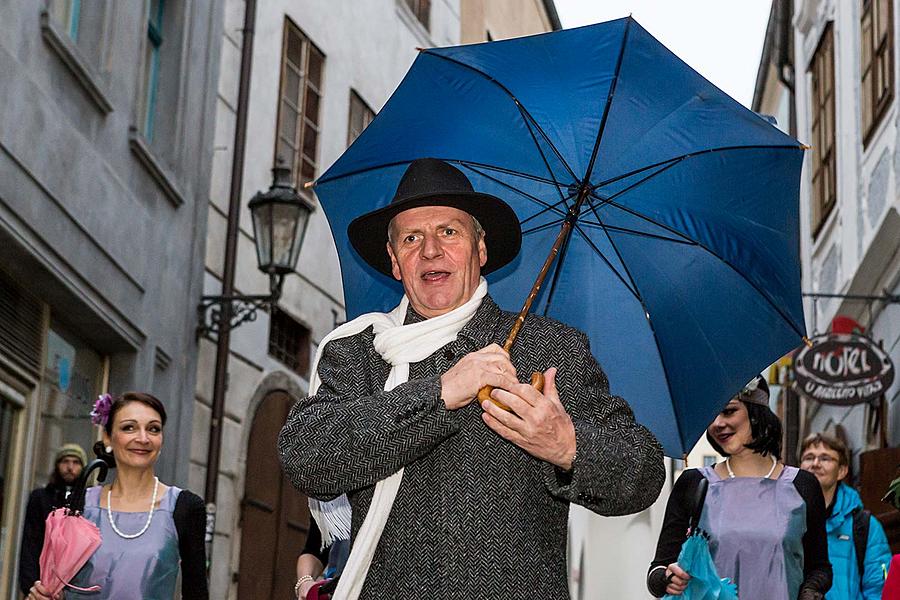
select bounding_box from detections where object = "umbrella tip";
[800,143,812,151]
[416,46,425,52]
[303,180,316,189]
[802,336,813,348]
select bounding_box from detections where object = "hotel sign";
[794,333,894,405]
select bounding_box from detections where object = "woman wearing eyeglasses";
[27,392,208,600]
[647,377,832,600]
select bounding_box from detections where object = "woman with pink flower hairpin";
[26,392,208,600]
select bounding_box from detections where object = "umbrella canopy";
[313,17,805,456]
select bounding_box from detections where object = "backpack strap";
[851,507,871,579]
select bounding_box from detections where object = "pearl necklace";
[107,477,159,539]
[726,455,777,479]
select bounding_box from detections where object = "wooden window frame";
[860,0,894,146]
[405,0,430,31]
[274,19,324,194]
[267,307,311,378]
[347,89,375,147]
[809,23,837,238]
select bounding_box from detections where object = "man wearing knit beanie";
[18,442,86,595]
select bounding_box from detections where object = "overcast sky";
[553,0,774,108]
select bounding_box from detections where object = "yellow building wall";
[460,0,554,43]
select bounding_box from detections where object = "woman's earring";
[105,445,112,454]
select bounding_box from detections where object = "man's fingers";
[489,387,534,414]
[482,411,527,446]
[543,367,559,401]
[481,372,520,392]
[481,395,526,430]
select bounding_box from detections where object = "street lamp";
[197,161,315,336]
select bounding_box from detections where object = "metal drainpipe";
[776,0,797,137]
[205,0,257,568]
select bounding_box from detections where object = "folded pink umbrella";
[38,458,109,595]
[38,508,102,594]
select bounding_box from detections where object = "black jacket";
[18,483,72,595]
[279,294,665,598]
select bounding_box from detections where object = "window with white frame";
[275,20,324,191]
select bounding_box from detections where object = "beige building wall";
[460,0,559,43]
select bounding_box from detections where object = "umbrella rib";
[522,219,566,236]
[316,158,561,188]
[591,144,803,189]
[457,163,565,215]
[581,16,634,184]
[585,210,687,453]
[451,159,564,186]
[591,192,698,245]
[596,198,806,338]
[421,49,579,182]
[578,221,698,245]
[540,222,576,316]
[520,190,578,227]
[590,160,681,209]
[570,223,640,299]
[516,104,575,202]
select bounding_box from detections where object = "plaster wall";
[793,0,900,453]
[460,0,554,43]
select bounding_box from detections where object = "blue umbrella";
[311,17,806,456]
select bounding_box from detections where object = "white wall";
[793,0,900,455]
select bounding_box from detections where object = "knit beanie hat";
[55,443,87,466]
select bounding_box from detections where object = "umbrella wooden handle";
[477,371,545,410]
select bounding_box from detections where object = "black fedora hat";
[347,158,522,277]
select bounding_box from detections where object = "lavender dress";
[68,485,182,599]
[699,465,806,600]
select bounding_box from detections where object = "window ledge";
[129,127,185,207]
[40,11,113,115]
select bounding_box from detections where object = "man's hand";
[440,344,519,410]
[480,367,577,469]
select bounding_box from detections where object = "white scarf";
[306,278,488,600]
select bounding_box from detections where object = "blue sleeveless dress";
[699,465,807,600]
[68,485,182,599]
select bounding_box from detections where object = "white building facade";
[792,0,900,456]
[196,2,463,598]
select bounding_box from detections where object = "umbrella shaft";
[504,186,590,350]
[503,220,572,350]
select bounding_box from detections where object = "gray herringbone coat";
[278,295,664,599]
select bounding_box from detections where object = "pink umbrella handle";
[50,568,101,593]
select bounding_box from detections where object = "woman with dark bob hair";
[647,376,832,600]
[26,392,208,600]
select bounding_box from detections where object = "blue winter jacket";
[825,483,891,600]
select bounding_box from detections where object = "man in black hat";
[279,158,664,599]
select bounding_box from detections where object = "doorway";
[237,390,310,599]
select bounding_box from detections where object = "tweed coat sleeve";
[278,328,460,499]
[541,327,665,516]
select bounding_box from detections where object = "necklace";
[726,455,777,479]
[107,476,159,539]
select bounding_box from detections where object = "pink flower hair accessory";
[90,393,114,427]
